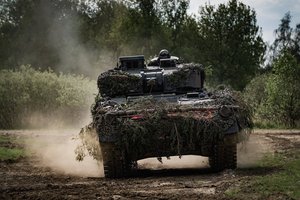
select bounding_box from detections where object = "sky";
[188,0,300,44]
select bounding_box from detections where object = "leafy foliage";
[271,12,300,64]
[244,13,300,128]
[265,51,300,127]
[0,0,266,91]
[0,66,96,129]
[243,74,269,112]
[198,0,266,90]
[244,51,300,128]
[243,74,270,126]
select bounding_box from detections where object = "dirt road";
[0,129,299,199]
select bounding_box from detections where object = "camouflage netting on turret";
[89,88,252,161]
[97,64,205,98]
[165,63,204,88]
[97,70,142,97]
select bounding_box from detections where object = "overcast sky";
[188,0,300,44]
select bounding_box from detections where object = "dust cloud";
[40,1,114,78]
[24,110,92,130]
[24,129,274,177]
[25,130,103,177]
[237,134,274,168]
[139,134,274,170]
[139,156,209,170]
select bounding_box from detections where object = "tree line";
[0,0,299,127]
[0,0,265,90]
[244,12,300,128]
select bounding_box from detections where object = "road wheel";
[101,143,131,178]
[209,144,225,172]
[224,144,237,169]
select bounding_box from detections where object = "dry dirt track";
[0,129,300,200]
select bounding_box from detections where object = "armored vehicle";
[92,50,252,178]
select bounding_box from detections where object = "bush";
[243,73,269,112]
[243,74,272,127]
[0,66,97,129]
[244,51,300,128]
[265,52,300,127]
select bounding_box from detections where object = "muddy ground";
[0,129,299,200]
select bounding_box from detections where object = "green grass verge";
[253,119,300,129]
[257,153,286,168]
[253,153,300,199]
[0,135,26,161]
[225,151,300,199]
[0,147,25,161]
[253,120,287,129]
[224,188,241,198]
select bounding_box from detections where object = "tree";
[265,51,300,127]
[160,0,189,51]
[243,73,269,112]
[175,15,202,62]
[271,12,300,63]
[119,0,166,57]
[0,0,79,70]
[198,0,266,91]
[78,0,129,68]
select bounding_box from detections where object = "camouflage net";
[97,64,205,97]
[75,57,252,162]
[211,88,253,130]
[97,70,142,97]
[74,124,102,161]
[89,88,252,161]
[165,63,204,87]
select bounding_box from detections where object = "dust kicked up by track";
[0,129,299,199]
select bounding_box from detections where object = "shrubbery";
[244,51,300,128]
[0,66,97,129]
[265,52,300,127]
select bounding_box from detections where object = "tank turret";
[97,50,205,97]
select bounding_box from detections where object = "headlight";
[219,106,233,118]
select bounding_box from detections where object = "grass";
[253,119,300,129]
[0,135,25,161]
[225,150,300,199]
[0,147,25,161]
[253,120,287,129]
[253,153,300,199]
[256,153,286,168]
[224,188,241,198]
